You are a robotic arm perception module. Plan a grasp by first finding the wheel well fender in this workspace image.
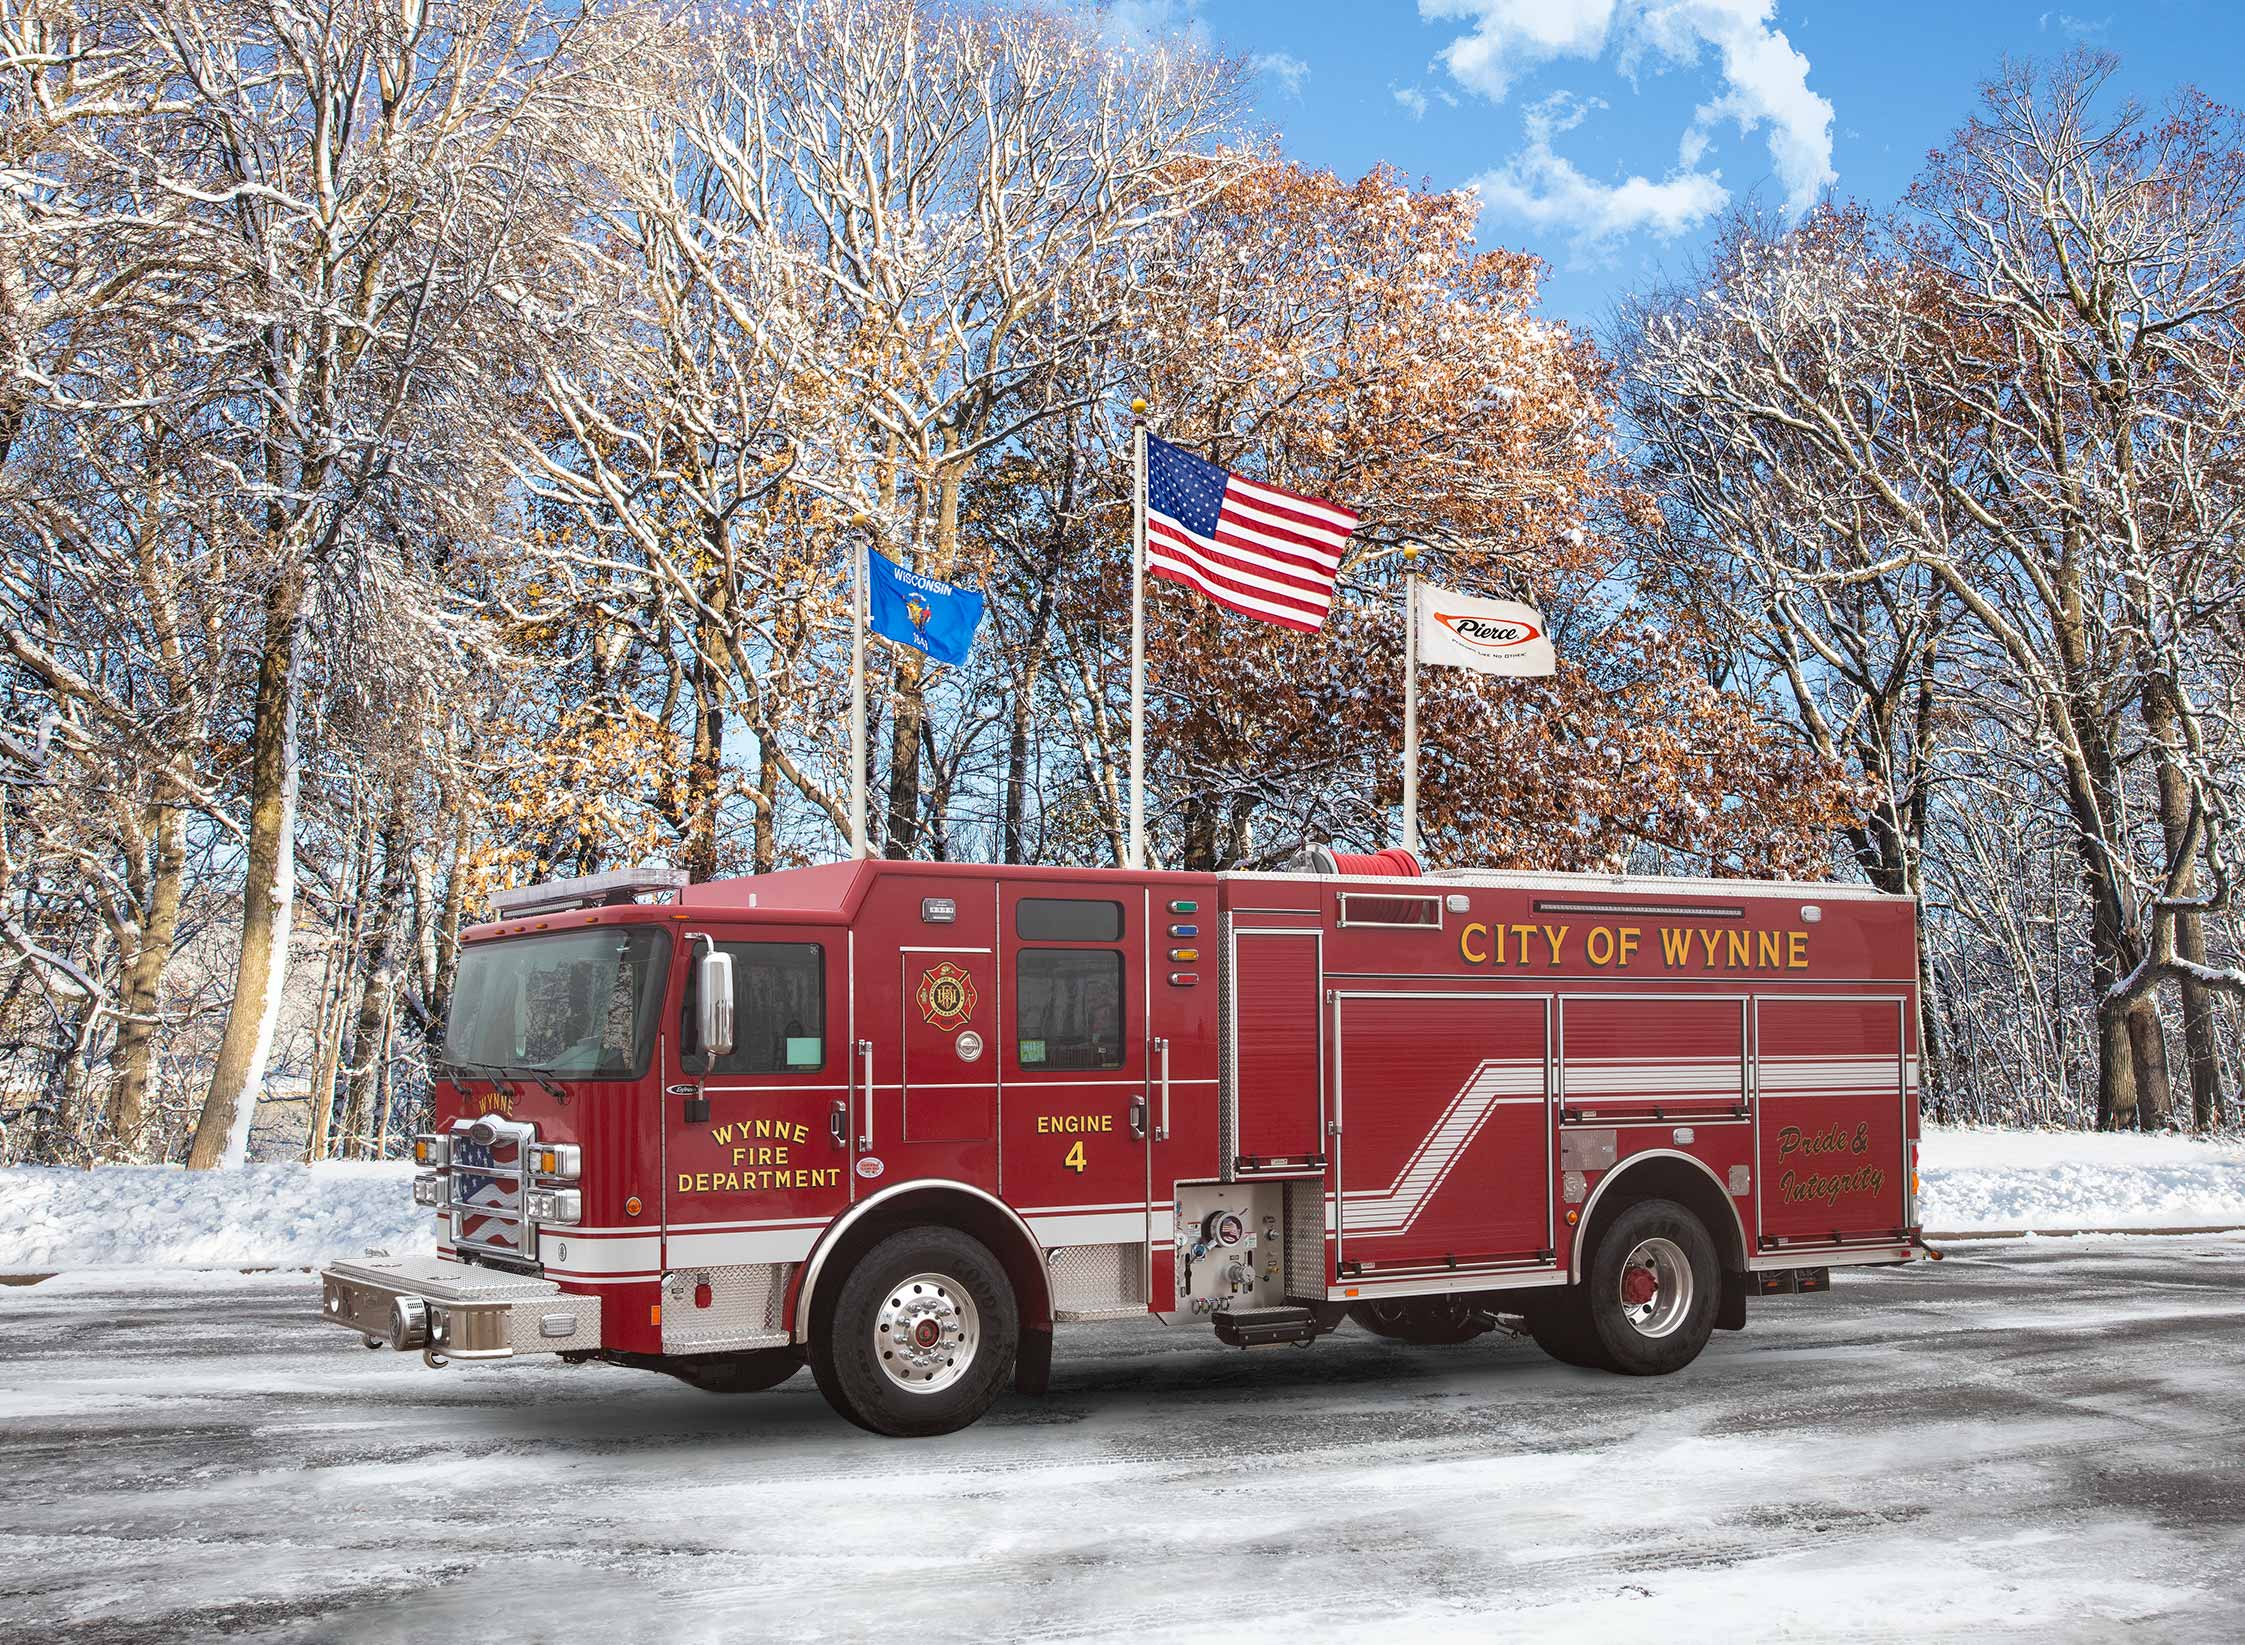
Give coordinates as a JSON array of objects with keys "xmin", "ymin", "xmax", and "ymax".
[
  {"xmin": 1568, "ymin": 1150, "xmax": 1748, "ymax": 1284},
  {"xmin": 789, "ymin": 1180, "xmax": 1053, "ymax": 1343}
]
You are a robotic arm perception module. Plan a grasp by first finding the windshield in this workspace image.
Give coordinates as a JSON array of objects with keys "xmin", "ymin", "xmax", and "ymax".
[{"xmin": 443, "ymin": 927, "xmax": 671, "ymax": 1078}]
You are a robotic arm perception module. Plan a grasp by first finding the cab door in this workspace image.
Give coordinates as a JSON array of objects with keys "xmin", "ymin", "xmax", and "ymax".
[
  {"xmin": 999, "ymin": 887, "xmax": 1151, "ymax": 1248},
  {"xmin": 664, "ymin": 927, "xmax": 854, "ymax": 1268}
]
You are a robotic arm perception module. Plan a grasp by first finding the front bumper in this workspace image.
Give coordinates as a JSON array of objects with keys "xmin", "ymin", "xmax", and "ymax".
[{"xmin": 320, "ymin": 1254, "xmax": 602, "ymax": 1362}]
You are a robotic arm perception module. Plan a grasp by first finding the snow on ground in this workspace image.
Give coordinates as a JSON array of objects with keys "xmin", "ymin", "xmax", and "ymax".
[
  {"xmin": 4, "ymin": 1240, "xmax": 2244, "ymax": 1642},
  {"xmin": 1918, "ymin": 1125, "xmax": 2245, "ymax": 1231},
  {"xmin": 3, "ymin": 1126, "xmax": 2243, "ymax": 1273},
  {"xmin": 0, "ymin": 1161, "xmax": 427, "ymax": 1272}
]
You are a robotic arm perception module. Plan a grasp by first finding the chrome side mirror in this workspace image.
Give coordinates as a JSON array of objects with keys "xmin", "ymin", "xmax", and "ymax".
[{"xmin": 696, "ymin": 946, "xmax": 735, "ymax": 1059}]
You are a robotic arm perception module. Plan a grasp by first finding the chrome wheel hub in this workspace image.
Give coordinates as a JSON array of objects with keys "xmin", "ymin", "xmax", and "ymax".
[
  {"xmin": 1617, "ymin": 1237, "xmax": 1692, "ymax": 1338},
  {"xmin": 875, "ymin": 1272, "xmax": 979, "ymax": 1394}
]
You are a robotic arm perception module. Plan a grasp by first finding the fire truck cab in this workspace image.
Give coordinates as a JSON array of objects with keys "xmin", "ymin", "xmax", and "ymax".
[{"xmin": 319, "ymin": 851, "xmax": 1924, "ymax": 1436}]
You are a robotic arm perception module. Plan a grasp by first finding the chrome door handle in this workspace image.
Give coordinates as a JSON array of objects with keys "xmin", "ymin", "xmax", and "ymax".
[
  {"xmin": 1128, "ymin": 1095, "xmax": 1148, "ymax": 1140},
  {"xmin": 856, "ymin": 1039, "xmax": 874, "ymax": 1149},
  {"xmin": 1154, "ymin": 1036, "xmax": 1171, "ymax": 1142},
  {"xmin": 829, "ymin": 1099, "xmax": 847, "ymax": 1148}
]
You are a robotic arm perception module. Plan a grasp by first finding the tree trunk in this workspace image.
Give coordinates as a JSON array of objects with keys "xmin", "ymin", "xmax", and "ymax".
[
  {"xmin": 2143, "ymin": 672, "xmax": 2226, "ymax": 1129},
  {"xmin": 884, "ymin": 647, "xmax": 928, "ymax": 858},
  {"xmin": 342, "ymin": 795, "xmax": 410, "ymax": 1159},
  {"xmin": 108, "ymin": 799, "xmax": 186, "ymax": 1153},
  {"xmin": 187, "ymin": 569, "xmax": 308, "ymax": 1170},
  {"xmin": 753, "ymin": 737, "xmax": 780, "ymax": 875},
  {"xmin": 2125, "ymin": 999, "xmax": 2174, "ymax": 1131}
]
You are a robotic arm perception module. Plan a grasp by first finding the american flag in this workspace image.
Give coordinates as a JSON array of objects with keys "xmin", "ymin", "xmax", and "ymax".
[{"xmin": 1144, "ymin": 434, "xmax": 1358, "ymax": 633}]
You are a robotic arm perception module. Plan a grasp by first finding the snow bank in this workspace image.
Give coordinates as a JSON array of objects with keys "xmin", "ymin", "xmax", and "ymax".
[
  {"xmin": 5, "ymin": 1128, "xmax": 2244, "ymax": 1271},
  {"xmin": 0, "ymin": 1162, "xmax": 429, "ymax": 1272},
  {"xmin": 1918, "ymin": 1125, "xmax": 2245, "ymax": 1232}
]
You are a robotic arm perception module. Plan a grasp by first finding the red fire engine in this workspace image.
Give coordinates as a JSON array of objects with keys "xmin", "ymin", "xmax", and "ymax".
[{"xmin": 319, "ymin": 849, "xmax": 1924, "ymax": 1436}]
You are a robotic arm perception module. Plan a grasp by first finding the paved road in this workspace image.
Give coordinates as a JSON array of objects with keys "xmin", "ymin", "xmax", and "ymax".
[{"xmin": 3, "ymin": 1238, "xmax": 2243, "ymax": 1644}]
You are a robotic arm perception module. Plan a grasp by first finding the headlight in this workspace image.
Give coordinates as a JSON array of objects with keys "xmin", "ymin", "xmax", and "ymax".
[
  {"xmin": 529, "ymin": 1142, "xmax": 581, "ymax": 1180},
  {"xmin": 412, "ymin": 1172, "xmax": 443, "ymax": 1207},
  {"xmin": 527, "ymin": 1188, "xmax": 581, "ymax": 1225},
  {"xmin": 412, "ymin": 1133, "xmax": 448, "ymax": 1167}
]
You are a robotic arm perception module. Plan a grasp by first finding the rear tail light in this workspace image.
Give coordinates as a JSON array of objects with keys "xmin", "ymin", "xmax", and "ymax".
[
  {"xmin": 530, "ymin": 1143, "xmax": 581, "ymax": 1180},
  {"xmin": 527, "ymin": 1188, "xmax": 581, "ymax": 1225},
  {"xmin": 412, "ymin": 1133, "xmax": 448, "ymax": 1167}
]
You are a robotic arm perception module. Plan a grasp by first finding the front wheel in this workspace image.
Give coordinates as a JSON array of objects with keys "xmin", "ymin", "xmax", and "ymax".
[{"xmin": 811, "ymin": 1226, "xmax": 1018, "ymax": 1437}]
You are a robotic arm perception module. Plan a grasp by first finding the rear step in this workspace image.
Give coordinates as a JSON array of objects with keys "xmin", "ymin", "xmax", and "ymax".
[{"xmin": 1213, "ymin": 1305, "xmax": 1326, "ymax": 1348}]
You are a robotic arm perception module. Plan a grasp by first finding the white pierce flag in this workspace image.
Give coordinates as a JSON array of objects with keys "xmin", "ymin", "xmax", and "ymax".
[{"xmin": 1414, "ymin": 581, "xmax": 1555, "ymax": 677}]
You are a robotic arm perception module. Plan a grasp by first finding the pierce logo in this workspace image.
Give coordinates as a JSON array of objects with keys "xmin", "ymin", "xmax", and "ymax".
[
  {"xmin": 1437, "ymin": 612, "xmax": 1542, "ymax": 652},
  {"xmin": 915, "ymin": 961, "xmax": 978, "ymax": 1032}
]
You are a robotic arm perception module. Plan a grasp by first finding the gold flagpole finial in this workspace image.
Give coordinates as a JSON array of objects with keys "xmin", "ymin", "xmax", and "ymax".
[
  {"xmin": 1402, "ymin": 543, "xmax": 1420, "ymax": 563},
  {"xmin": 1130, "ymin": 398, "xmax": 1148, "ymax": 417}
]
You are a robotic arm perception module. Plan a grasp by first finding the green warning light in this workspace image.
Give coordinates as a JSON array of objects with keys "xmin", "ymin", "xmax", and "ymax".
[{"xmin": 1168, "ymin": 899, "xmax": 1198, "ymax": 914}]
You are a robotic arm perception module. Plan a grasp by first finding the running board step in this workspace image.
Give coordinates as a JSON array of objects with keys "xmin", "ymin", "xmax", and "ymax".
[{"xmin": 1213, "ymin": 1305, "xmax": 1325, "ymax": 1348}]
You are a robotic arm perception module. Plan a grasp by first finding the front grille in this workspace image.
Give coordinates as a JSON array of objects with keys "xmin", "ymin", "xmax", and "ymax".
[{"xmin": 443, "ymin": 1117, "xmax": 542, "ymax": 1269}]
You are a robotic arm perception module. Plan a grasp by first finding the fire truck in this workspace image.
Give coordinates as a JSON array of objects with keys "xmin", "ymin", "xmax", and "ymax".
[{"xmin": 319, "ymin": 849, "xmax": 1924, "ymax": 1437}]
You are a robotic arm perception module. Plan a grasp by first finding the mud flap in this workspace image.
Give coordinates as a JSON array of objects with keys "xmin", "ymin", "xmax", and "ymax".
[
  {"xmin": 1718, "ymin": 1269, "xmax": 1747, "ymax": 1332},
  {"xmin": 1014, "ymin": 1326, "xmax": 1053, "ymax": 1396}
]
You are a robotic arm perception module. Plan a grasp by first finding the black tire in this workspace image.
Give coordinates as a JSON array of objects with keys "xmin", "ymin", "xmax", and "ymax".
[
  {"xmin": 659, "ymin": 1347, "xmax": 803, "ymax": 1395},
  {"xmin": 1348, "ymin": 1296, "xmax": 1493, "ymax": 1345},
  {"xmin": 1578, "ymin": 1197, "xmax": 1720, "ymax": 1376},
  {"xmin": 811, "ymin": 1226, "xmax": 1018, "ymax": 1437}
]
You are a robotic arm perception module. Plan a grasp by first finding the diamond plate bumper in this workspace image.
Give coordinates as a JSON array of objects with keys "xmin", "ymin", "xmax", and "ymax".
[{"xmin": 319, "ymin": 1254, "xmax": 602, "ymax": 1361}]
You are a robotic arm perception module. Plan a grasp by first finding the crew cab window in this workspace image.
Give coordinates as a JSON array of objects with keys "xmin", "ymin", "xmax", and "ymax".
[
  {"xmin": 682, "ymin": 941, "xmax": 825, "ymax": 1074},
  {"xmin": 1015, "ymin": 949, "xmax": 1123, "ymax": 1070}
]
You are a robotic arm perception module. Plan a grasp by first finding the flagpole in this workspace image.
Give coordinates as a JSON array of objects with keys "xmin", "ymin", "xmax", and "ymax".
[
  {"xmin": 848, "ymin": 512, "xmax": 869, "ymax": 860},
  {"xmin": 1129, "ymin": 399, "xmax": 1148, "ymax": 871},
  {"xmin": 1402, "ymin": 543, "xmax": 1421, "ymax": 856}
]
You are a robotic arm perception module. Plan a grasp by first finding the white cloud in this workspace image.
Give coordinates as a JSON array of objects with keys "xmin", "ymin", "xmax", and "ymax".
[
  {"xmin": 1424, "ymin": 0, "xmax": 1834, "ymax": 228},
  {"xmin": 2041, "ymin": 11, "xmax": 2110, "ymax": 37},
  {"xmin": 1251, "ymin": 51, "xmax": 1310, "ymax": 98},
  {"xmin": 1466, "ymin": 90, "xmax": 1728, "ymax": 247},
  {"xmin": 1394, "ymin": 84, "xmax": 1431, "ymax": 120}
]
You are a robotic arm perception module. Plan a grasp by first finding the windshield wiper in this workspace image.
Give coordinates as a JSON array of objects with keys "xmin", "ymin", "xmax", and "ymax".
[
  {"xmin": 436, "ymin": 1059, "xmax": 517, "ymax": 1099},
  {"xmin": 437, "ymin": 1058, "xmax": 570, "ymax": 1107},
  {"xmin": 504, "ymin": 1065, "xmax": 571, "ymax": 1105}
]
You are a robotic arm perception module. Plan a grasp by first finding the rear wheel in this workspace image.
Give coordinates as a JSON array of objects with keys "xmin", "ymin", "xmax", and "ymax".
[
  {"xmin": 1579, "ymin": 1198, "xmax": 1719, "ymax": 1376},
  {"xmin": 811, "ymin": 1226, "xmax": 1018, "ymax": 1437},
  {"xmin": 1348, "ymin": 1295, "xmax": 1493, "ymax": 1345}
]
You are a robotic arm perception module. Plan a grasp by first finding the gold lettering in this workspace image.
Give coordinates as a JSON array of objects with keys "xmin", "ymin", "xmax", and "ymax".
[
  {"xmin": 1510, "ymin": 924, "xmax": 1537, "ymax": 965},
  {"xmin": 1618, "ymin": 927, "xmax": 1641, "ymax": 967},
  {"xmin": 1541, "ymin": 924, "xmax": 1569, "ymax": 964},
  {"xmin": 1460, "ymin": 921, "xmax": 1490, "ymax": 964},
  {"xmin": 1758, "ymin": 930, "xmax": 1782, "ymax": 969},
  {"xmin": 1788, "ymin": 930, "xmax": 1810, "ymax": 969},
  {"xmin": 1697, "ymin": 929, "xmax": 1721, "ymax": 967},
  {"xmin": 1725, "ymin": 929, "xmax": 1751, "ymax": 968},
  {"xmin": 1586, "ymin": 925, "xmax": 1615, "ymax": 966},
  {"xmin": 1660, "ymin": 927, "xmax": 1694, "ymax": 966}
]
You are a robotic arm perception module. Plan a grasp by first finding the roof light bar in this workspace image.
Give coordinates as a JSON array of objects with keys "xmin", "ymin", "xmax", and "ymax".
[{"xmin": 488, "ymin": 865, "xmax": 688, "ymax": 919}]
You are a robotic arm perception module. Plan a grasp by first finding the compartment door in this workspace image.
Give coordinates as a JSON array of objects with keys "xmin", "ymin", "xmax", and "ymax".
[
  {"xmin": 1334, "ymin": 992, "xmax": 1552, "ymax": 1275},
  {"xmin": 1562, "ymin": 995, "xmax": 1746, "ymax": 1123},
  {"xmin": 1755, "ymin": 997, "xmax": 1908, "ymax": 1244},
  {"xmin": 1229, "ymin": 927, "xmax": 1325, "ymax": 1171}
]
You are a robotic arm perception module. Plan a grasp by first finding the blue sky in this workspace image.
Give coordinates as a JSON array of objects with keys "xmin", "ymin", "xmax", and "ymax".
[{"xmin": 1116, "ymin": 1, "xmax": 2245, "ymax": 333}]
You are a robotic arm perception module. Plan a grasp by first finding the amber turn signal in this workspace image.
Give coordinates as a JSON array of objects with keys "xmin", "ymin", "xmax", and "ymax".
[{"xmin": 626, "ymin": 1195, "xmax": 643, "ymax": 1217}]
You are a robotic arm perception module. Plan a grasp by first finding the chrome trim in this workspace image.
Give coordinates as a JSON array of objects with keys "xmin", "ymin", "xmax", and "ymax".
[
  {"xmin": 789, "ymin": 1178, "xmax": 1045, "ymax": 1343},
  {"xmin": 1567, "ymin": 1148, "xmax": 1750, "ymax": 1283},
  {"xmin": 856, "ymin": 1039, "xmax": 874, "ymax": 1150}
]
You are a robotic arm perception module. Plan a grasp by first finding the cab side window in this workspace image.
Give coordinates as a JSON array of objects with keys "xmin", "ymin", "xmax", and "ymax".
[
  {"xmin": 683, "ymin": 941, "xmax": 825, "ymax": 1074},
  {"xmin": 1015, "ymin": 948, "xmax": 1123, "ymax": 1071}
]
